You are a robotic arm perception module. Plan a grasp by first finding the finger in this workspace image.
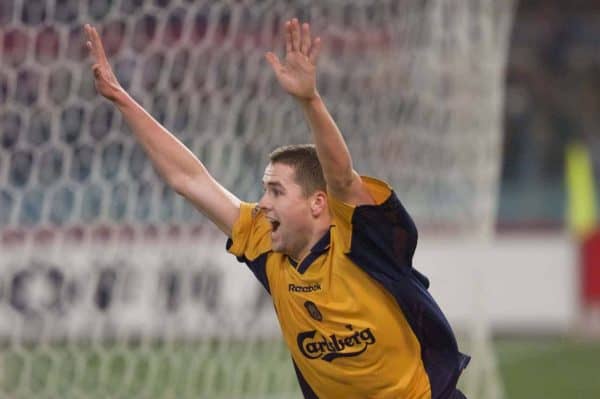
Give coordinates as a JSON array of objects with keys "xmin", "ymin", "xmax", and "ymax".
[
  {"xmin": 265, "ymin": 52, "xmax": 282, "ymax": 73},
  {"xmin": 300, "ymin": 23, "xmax": 311, "ymax": 55},
  {"xmin": 285, "ymin": 20, "xmax": 293, "ymax": 54},
  {"xmin": 290, "ymin": 18, "xmax": 300, "ymax": 52},
  {"xmin": 85, "ymin": 25, "xmax": 101, "ymax": 62},
  {"xmin": 309, "ymin": 37, "xmax": 322, "ymax": 65},
  {"xmin": 84, "ymin": 24, "xmax": 93, "ymax": 42},
  {"xmin": 91, "ymin": 26, "xmax": 109, "ymax": 64},
  {"xmin": 84, "ymin": 25, "xmax": 96, "ymax": 58}
]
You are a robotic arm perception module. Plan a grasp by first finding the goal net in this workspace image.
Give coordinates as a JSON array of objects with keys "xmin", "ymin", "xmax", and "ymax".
[{"xmin": 0, "ymin": 0, "xmax": 515, "ymax": 398}]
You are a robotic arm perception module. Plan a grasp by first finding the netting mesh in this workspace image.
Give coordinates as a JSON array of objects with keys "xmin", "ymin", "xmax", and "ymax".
[
  {"xmin": 0, "ymin": 0, "xmax": 514, "ymax": 398},
  {"xmin": 1, "ymin": 0, "xmax": 513, "ymax": 233}
]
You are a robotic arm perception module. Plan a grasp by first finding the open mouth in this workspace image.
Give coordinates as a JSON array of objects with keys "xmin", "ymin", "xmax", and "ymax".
[{"xmin": 270, "ymin": 220, "xmax": 281, "ymax": 232}]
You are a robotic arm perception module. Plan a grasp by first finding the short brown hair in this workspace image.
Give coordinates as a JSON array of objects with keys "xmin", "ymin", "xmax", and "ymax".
[{"xmin": 269, "ymin": 144, "xmax": 326, "ymax": 197}]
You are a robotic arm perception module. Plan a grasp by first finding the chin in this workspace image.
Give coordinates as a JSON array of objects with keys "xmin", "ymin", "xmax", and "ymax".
[
  {"xmin": 271, "ymin": 241, "xmax": 284, "ymax": 253},
  {"xmin": 273, "ymin": 243, "xmax": 292, "ymax": 256}
]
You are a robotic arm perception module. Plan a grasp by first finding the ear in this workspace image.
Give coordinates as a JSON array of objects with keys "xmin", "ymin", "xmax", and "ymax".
[{"xmin": 310, "ymin": 191, "xmax": 328, "ymax": 217}]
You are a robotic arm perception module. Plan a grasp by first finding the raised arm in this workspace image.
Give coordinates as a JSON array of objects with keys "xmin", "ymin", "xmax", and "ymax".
[
  {"xmin": 84, "ymin": 24, "xmax": 240, "ymax": 235},
  {"xmin": 265, "ymin": 19, "xmax": 374, "ymax": 206}
]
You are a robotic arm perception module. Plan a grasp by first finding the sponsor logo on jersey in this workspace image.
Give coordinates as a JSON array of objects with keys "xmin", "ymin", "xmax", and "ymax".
[
  {"xmin": 297, "ymin": 327, "xmax": 376, "ymax": 362},
  {"xmin": 288, "ymin": 283, "xmax": 321, "ymax": 293}
]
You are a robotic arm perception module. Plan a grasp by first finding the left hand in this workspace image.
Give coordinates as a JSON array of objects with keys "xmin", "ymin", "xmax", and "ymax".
[
  {"xmin": 265, "ymin": 18, "xmax": 322, "ymax": 101},
  {"xmin": 84, "ymin": 24, "xmax": 125, "ymax": 103}
]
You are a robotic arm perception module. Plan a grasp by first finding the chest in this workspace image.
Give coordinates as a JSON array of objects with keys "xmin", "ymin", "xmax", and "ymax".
[{"xmin": 268, "ymin": 250, "xmax": 400, "ymax": 334}]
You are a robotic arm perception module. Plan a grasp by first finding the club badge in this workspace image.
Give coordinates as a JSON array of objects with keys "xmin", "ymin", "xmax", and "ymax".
[{"xmin": 304, "ymin": 300, "xmax": 322, "ymax": 321}]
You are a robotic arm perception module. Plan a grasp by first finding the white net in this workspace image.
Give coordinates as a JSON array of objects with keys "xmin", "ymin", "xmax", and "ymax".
[{"xmin": 0, "ymin": 0, "xmax": 515, "ymax": 398}]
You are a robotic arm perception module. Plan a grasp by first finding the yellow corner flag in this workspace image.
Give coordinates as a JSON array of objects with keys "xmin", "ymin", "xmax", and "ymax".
[{"xmin": 565, "ymin": 142, "xmax": 597, "ymax": 237}]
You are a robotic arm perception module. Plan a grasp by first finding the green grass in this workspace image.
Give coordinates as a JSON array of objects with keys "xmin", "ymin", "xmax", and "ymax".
[
  {"xmin": 1, "ymin": 337, "xmax": 600, "ymax": 398},
  {"xmin": 495, "ymin": 337, "xmax": 600, "ymax": 399}
]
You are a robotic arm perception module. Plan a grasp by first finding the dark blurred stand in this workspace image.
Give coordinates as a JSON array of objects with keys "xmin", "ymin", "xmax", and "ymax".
[{"xmin": 499, "ymin": 0, "xmax": 600, "ymax": 231}]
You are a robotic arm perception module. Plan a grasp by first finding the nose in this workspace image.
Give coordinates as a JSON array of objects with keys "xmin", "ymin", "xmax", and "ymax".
[{"xmin": 258, "ymin": 191, "xmax": 271, "ymax": 211}]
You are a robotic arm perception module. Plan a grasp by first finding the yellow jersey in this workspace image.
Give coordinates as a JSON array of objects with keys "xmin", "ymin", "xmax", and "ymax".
[{"xmin": 227, "ymin": 177, "xmax": 469, "ymax": 399}]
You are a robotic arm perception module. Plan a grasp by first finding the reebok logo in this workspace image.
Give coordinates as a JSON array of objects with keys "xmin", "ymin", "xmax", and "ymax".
[
  {"xmin": 288, "ymin": 283, "xmax": 321, "ymax": 293},
  {"xmin": 297, "ymin": 327, "xmax": 376, "ymax": 362}
]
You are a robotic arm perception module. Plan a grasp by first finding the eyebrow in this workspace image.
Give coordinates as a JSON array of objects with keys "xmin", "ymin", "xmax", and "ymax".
[{"xmin": 264, "ymin": 181, "xmax": 285, "ymax": 191}]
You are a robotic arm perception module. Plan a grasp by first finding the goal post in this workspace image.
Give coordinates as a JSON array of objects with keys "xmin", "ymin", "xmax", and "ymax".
[{"xmin": 0, "ymin": 1, "xmax": 516, "ymax": 398}]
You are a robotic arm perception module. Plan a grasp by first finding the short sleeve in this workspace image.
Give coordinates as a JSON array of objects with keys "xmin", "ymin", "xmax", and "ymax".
[
  {"xmin": 226, "ymin": 202, "xmax": 272, "ymax": 292},
  {"xmin": 328, "ymin": 176, "xmax": 419, "ymax": 272},
  {"xmin": 227, "ymin": 202, "xmax": 271, "ymax": 258},
  {"xmin": 328, "ymin": 176, "xmax": 395, "ymax": 252}
]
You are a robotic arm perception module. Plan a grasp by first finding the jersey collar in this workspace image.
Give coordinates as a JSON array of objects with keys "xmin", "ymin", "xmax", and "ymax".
[{"xmin": 288, "ymin": 228, "xmax": 331, "ymax": 274}]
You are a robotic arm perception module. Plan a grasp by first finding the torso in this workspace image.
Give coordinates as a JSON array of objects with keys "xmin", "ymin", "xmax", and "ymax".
[{"xmin": 266, "ymin": 225, "xmax": 431, "ymax": 399}]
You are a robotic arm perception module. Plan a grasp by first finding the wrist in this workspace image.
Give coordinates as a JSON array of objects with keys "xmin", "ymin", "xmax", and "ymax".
[
  {"xmin": 112, "ymin": 87, "xmax": 131, "ymax": 108},
  {"xmin": 299, "ymin": 90, "xmax": 322, "ymax": 107}
]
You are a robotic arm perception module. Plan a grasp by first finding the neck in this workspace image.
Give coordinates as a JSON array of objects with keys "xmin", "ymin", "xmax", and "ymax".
[{"xmin": 289, "ymin": 223, "xmax": 330, "ymax": 262}]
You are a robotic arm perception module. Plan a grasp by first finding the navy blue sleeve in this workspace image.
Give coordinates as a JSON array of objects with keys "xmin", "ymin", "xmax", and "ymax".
[
  {"xmin": 347, "ymin": 191, "xmax": 470, "ymax": 399},
  {"xmin": 226, "ymin": 238, "xmax": 270, "ymax": 294},
  {"xmin": 348, "ymin": 189, "xmax": 425, "ymax": 285}
]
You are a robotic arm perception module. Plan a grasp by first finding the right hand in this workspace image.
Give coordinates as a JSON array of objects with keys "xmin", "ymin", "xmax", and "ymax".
[
  {"xmin": 265, "ymin": 19, "xmax": 322, "ymax": 102},
  {"xmin": 84, "ymin": 24, "xmax": 124, "ymax": 103}
]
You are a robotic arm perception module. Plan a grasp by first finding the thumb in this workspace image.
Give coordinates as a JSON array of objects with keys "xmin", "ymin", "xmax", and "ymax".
[
  {"xmin": 92, "ymin": 64, "xmax": 102, "ymax": 79},
  {"xmin": 265, "ymin": 52, "xmax": 282, "ymax": 73}
]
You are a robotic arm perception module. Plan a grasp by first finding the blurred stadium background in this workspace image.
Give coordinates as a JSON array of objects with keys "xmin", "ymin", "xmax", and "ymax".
[
  {"xmin": 0, "ymin": 0, "xmax": 599, "ymax": 398},
  {"xmin": 494, "ymin": 1, "xmax": 600, "ymax": 397}
]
